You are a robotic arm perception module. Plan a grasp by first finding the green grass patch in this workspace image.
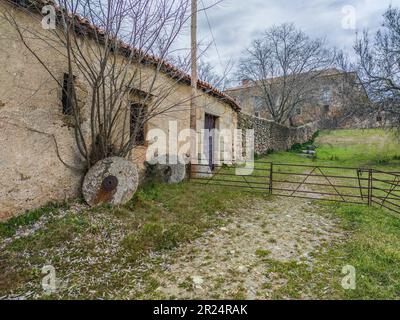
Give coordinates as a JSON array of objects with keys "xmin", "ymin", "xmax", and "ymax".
[
  {"xmin": 0, "ymin": 202, "xmax": 70, "ymax": 239},
  {"xmin": 122, "ymin": 222, "xmax": 197, "ymax": 261},
  {"xmin": 326, "ymin": 203, "xmax": 400, "ymax": 299},
  {"xmin": 266, "ymin": 128, "xmax": 400, "ymax": 170},
  {"xmin": 256, "ymin": 249, "xmax": 271, "ymax": 258},
  {"xmin": 263, "ymin": 202, "xmax": 400, "ymax": 300}
]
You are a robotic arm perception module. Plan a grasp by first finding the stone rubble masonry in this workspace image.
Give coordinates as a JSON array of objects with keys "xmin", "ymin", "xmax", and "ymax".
[{"xmin": 238, "ymin": 112, "xmax": 318, "ymax": 155}]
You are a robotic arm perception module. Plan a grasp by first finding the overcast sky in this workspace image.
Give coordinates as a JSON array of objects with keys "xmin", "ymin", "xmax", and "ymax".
[{"xmin": 187, "ymin": 0, "xmax": 400, "ymax": 77}]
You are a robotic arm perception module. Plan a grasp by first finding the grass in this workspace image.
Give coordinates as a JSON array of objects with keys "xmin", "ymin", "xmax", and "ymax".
[
  {"xmin": 268, "ymin": 131, "xmax": 400, "ymax": 169},
  {"xmin": 255, "ymin": 129, "xmax": 400, "ymax": 300},
  {"xmin": 0, "ymin": 128, "xmax": 399, "ymax": 300},
  {"xmin": 255, "ymin": 249, "xmax": 271, "ymax": 258},
  {"xmin": 0, "ymin": 202, "xmax": 70, "ymax": 238},
  {"xmin": 316, "ymin": 129, "xmax": 400, "ymax": 166},
  {"xmin": 265, "ymin": 203, "xmax": 400, "ymax": 300},
  {"xmin": 330, "ymin": 203, "xmax": 400, "ymax": 299},
  {"xmin": 0, "ymin": 181, "xmax": 261, "ymax": 299}
]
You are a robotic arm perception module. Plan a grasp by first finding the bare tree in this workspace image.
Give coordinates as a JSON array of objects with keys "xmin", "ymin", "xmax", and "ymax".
[
  {"xmin": 1, "ymin": 0, "xmax": 192, "ymax": 170},
  {"xmin": 198, "ymin": 61, "xmax": 222, "ymax": 87},
  {"xmin": 171, "ymin": 56, "xmax": 231, "ymax": 91},
  {"xmin": 168, "ymin": 49, "xmax": 233, "ymax": 90},
  {"xmin": 355, "ymin": 6, "xmax": 400, "ymax": 130},
  {"xmin": 237, "ymin": 23, "xmax": 334, "ymax": 125}
]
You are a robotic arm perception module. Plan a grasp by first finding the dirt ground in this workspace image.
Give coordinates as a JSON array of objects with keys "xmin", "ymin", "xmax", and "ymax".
[{"xmin": 138, "ymin": 196, "xmax": 345, "ymax": 300}]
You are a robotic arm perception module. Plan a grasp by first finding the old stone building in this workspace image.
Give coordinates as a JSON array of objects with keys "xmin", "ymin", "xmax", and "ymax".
[
  {"xmin": 0, "ymin": 0, "xmax": 240, "ymax": 219},
  {"xmin": 0, "ymin": 0, "xmax": 326, "ymax": 220},
  {"xmin": 225, "ymin": 69, "xmax": 371, "ymax": 128}
]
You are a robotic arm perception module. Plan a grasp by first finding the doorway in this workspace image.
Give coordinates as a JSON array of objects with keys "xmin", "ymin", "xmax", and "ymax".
[{"xmin": 204, "ymin": 113, "xmax": 218, "ymax": 170}]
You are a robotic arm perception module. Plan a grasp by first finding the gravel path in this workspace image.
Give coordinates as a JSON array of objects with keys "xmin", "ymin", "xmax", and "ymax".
[
  {"xmin": 147, "ymin": 196, "xmax": 344, "ymax": 300},
  {"xmin": 1, "ymin": 194, "xmax": 345, "ymax": 300}
]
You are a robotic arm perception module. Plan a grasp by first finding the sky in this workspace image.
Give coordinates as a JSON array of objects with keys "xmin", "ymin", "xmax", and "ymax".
[{"xmin": 187, "ymin": 0, "xmax": 400, "ymax": 77}]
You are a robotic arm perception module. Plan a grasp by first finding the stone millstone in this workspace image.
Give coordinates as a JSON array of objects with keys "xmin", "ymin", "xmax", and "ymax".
[
  {"xmin": 164, "ymin": 163, "xmax": 186, "ymax": 184},
  {"xmin": 146, "ymin": 154, "xmax": 187, "ymax": 184},
  {"xmin": 82, "ymin": 157, "xmax": 139, "ymax": 207}
]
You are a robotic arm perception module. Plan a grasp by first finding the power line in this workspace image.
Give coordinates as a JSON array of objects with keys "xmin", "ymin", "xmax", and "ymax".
[{"xmin": 200, "ymin": 0, "xmax": 224, "ymax": 69}]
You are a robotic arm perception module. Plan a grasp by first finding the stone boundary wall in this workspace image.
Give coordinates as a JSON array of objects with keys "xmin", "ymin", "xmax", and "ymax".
[{"xmin": 238, "ymin": 113, "xmax": 319, "ymax": 155}]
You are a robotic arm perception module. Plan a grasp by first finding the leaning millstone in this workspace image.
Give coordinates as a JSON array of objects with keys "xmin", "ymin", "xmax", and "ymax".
[
  {"xmin": 146, "ymin": 154, "xmax": 187, "ymax": 184},
  {"xmin": 82, "ymin": 157, "xmax": 139, "ymax": 207},
  {"xmin": 165, "ymin": 163, "xmax": 186, "ymax": 184}
]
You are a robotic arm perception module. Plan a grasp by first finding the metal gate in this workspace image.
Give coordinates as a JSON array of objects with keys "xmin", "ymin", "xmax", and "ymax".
[{"xmin": 191, "ymin": 161, "xmax": 400, "ymax": 214}]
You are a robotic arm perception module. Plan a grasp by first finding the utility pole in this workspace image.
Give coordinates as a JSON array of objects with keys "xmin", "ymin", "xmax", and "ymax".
[{"xmin": 190, "ymin": 0, "xmax": 198, "ymax": 176}]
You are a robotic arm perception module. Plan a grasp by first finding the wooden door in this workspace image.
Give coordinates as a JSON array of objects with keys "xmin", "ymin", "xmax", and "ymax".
[{"xmin": 204, "ymin": 114, "xmax": 217, "ymax": 170}]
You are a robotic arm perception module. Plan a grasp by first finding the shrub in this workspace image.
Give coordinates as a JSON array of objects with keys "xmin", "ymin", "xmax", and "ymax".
[{"xmin": 290, "ymin": 130, "xmax": 320, "ymax": 153}]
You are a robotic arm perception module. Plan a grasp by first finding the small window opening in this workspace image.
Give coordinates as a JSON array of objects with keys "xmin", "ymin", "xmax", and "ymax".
[
  {"xmin": 62, "ymin": 73, "xmax": 75, "ymax": 115},
  {"xmin": 130, "ymin": 103, "xmax": 147, "ymax": 146}
]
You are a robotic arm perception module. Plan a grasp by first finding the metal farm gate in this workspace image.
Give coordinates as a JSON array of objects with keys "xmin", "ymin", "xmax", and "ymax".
[{"xmin": 191, "ymin": 161, "xmax": 400, "ymax": 214}]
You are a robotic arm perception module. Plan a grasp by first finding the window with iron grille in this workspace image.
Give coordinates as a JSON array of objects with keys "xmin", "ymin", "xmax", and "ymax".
[{"xmin": 130, "ymin": 103, "xmax": 147, "ymax": 146}]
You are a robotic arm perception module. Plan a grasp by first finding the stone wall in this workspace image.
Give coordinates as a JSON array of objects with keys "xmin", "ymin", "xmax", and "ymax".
[{"xmin": 238, "ymin": 113, "xmax": 318, "ymax": 155}]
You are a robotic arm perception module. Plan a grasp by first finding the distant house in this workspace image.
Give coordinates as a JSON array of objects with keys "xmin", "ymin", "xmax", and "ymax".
[{"xmin": 224, "ymin": 69, "xmax": 371, "ymax": 128}]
